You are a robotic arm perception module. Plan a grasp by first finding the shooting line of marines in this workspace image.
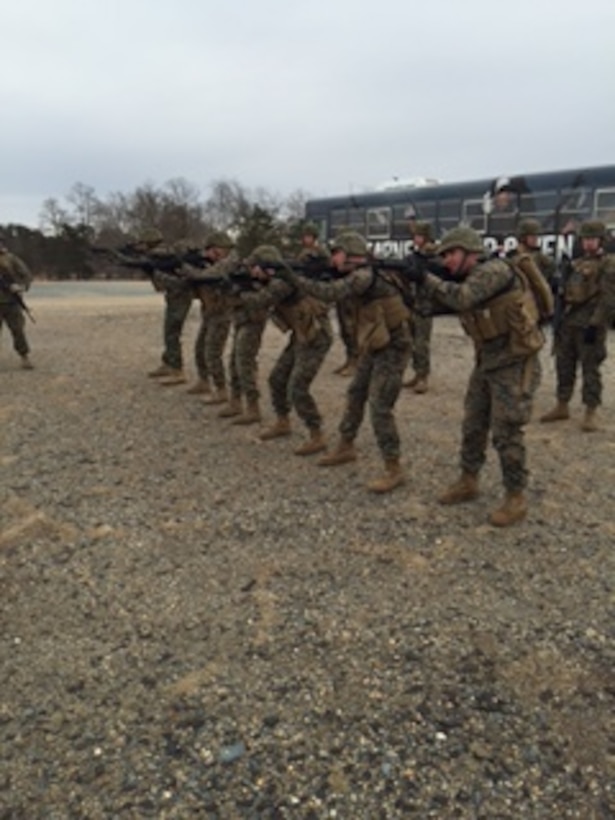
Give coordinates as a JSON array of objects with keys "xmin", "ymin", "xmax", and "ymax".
[{"xmin": 2, "ymin": 218, "xmax": 614, "ymax": 528}]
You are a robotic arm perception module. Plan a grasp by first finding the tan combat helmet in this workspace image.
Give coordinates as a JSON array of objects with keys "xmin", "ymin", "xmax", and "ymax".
[
  {"xmin": 517, "ymin": 219, "xmax": 542, "ymax": 239},
  {"xmin": 204, "ymin": 231, "xmax": 235, "ymax": 250},
  {"xmin": 413, "ymin": 221, "xmax": 434, "ymax": 241},
  {"xmin": 438, "ymin": 227, "xmax": 485, "ymax": 255},
  {"xmin": 330, "ymin": 231, "xmax": 368, "ymax": 256},
  {"xmin": 247, "ymin": 245, "xmax": 283, "ymax": 266},
  {"xmin": 579, "ymin": 220, "xmax": 607, "ymax": 239}
]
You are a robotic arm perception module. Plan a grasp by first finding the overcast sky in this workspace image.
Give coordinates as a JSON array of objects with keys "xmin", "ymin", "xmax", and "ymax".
[{"xmin": 1, "ymin": 0, "xmax": 613, "ymax": 227}]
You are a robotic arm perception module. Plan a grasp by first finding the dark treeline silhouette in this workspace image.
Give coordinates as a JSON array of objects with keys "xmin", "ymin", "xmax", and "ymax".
[{"xmin": 0, "ymin": 178, "xmax": 310, "ymax": 279}]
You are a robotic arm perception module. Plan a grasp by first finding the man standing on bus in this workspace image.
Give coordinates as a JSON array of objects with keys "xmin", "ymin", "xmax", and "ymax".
[
  {"xmin": 540, "ymin": 220, "xmax": 615, "ymax": 431},
  {"xmin": 406, "ymin": 227, "xmax": 544, "ymax": 527}
]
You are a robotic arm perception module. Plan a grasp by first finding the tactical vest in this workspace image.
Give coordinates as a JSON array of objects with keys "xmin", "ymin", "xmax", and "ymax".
[
  {"xmin": 355, "ymin": 274, "xmax": 411, "ymax": 353},
  {"xmin": 274, "ymin": 293, "xmax": 328, "ymax": 344},
  {"xmin": 564, "ymin": 257, "xmax": 601, "ymax": 306},
  {"xmin": 512, "ymin": 252, "xmax": 554, "ymax": 320},
  {"xmin": 460, "ymin": 267, "xmax": 544, "ymax": 357}
]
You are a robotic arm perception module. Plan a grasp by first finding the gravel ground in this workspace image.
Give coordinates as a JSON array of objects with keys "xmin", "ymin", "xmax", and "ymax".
[{"xmin": 1, "ymin": 283, "xmax": 614, "ymax": 819}]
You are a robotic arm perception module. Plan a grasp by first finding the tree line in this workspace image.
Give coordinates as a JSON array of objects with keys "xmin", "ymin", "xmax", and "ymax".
[{"xmin": 0, "ymin": 179, "xmax": 310, "ymax": 280}]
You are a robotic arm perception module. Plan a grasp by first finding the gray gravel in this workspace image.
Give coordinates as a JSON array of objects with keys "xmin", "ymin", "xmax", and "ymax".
[{"xmin": 1, "ymin": 284, "xmax": 614, "ymax": 818}]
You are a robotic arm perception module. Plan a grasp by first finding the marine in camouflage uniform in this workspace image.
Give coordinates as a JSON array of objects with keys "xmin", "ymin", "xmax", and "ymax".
[
  {"xmin": 279, "ymin": 231, "xmax": 411, "ymax": 493},
  {"xmin": 185, "ymin": 237, "xmax": 235, "ymax": 397},
  {"xmin": 191, "ymin": 232, "xmax": 265, "ymax": 422},
  {"xmin": 239, "ymin": 245, "xmax": 333, "ymax": 455},
  {"xmin": 296, "ymin": 222, "xmax": 358, "ymax": 378},
  {"xmin": 0, "ymin": 242, "xmax": 34, "ymax": 369},
  {"xmin": 540, "ymin": 220, "xmax": 615, "ymax": 431},
  {"xmin": 515, "ymin": 218, "xmax": 556, "ymax": 289},
  {"xmin": 416, "ymin": 227, "xmax": 546, "ymax": 527},
  {"xmin": 403, "ymin": 222, "xmax": 438, "ymax": 393},
  {"xmin": 135, "ymin": 229, "xmax": 193, "ymax": 385}
]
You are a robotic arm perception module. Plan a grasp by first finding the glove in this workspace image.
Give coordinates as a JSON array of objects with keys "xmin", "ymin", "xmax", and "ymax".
[
  {"xmin": 583, "ymin": 325, "xmax": 598, "ymax": 345},
  {"xmin": 402, "ymin": 264, "xmax": 426, "ymax": 285},
  {"xmin": 274, "ymin": 264, "xmax": 297, "ymax": 284}
]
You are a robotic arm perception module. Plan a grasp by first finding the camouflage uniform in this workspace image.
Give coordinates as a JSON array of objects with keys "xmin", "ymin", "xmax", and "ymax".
[
  {"xmin": 0, "ymin": 247, "xmax": 33, "ymax": 365},
  {"xmin": 240, "ymin": 252, "xmax": 333, "ymax": 434},
  {"xmin": 227, "ymin": 297, "xmax": 268, "ymax": 407},
  {"xmin": 405, "ymin": 228, "xmax": 438, "ymax": 386},
  {"xmin": 549, "ymin": 223, "xmax": 615, "ymax": 412},
  {"xmin": 192, "ymin": 249, "xmax": 238, "ymax": 396},
  {"xmin": 285, "ymin": 241, "xmax": 410, "ymax": 462},
  {"xmin": 156, "ymin": 277, "xmax": 194, "ymax": 371},
  {"xmin": 516, "ymin": 219, "xmax": 557, "ymax": 289},
  {"xmin": 300, "ymin": 229, "xmax": 358, "ymax": 376},
  {"xmin": 422, "ymin": 228, "xmax": 544, "ymax": 512}
]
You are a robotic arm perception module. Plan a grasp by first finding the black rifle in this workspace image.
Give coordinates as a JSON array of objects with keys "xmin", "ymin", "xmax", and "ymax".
[
  {"xmin": 91, "ymin": 245, "xmax": 211, "ymax": 279},
  {"xmin": 550, "ymin": 254, "xmax": 573, "ymax": 340},
  {"xmin": 0, "ymin": 272, "xmax": 35, "ymax": 323}
]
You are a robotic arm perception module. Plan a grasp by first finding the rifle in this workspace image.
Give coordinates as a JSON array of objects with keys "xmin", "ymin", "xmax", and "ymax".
[
  {"xmin": 0, "ymin": 272, "xmax": 35, "ymax": 323},
  {"xmin": 550, "ymin": 254, "xmax": 573, "ymax": 346},
  {"xmin": 90, "ymin": 244, "xmax": 211, "ymax": 279}
]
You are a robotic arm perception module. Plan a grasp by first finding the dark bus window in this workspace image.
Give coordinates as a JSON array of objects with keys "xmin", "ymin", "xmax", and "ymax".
[
  {"xmin": 366, "ymin": 207, "xmax": 391, "ymax": 240},
  {"xmin": 595, "ymin": 188, "xmax": 615, "ymax": 229},
  {"xmin": 392, "ymin": 201, "xmax": 436, "ymax": 238},
  {"xmin": 463, "ymin": 199, "xmax": 486, "ymax": 232},
  {"xmin": 331, "ymin": 207, "xmax": 365, "ymax": 234},
  {"xmin": 437, "ymin": 198, "xmax": 462, "ymax": 233}
]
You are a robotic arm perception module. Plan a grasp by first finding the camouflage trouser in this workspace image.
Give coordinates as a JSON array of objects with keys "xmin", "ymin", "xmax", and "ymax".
[
  {"xmin": 411, "ymin": 313, "xmax": 433, "ymax": 377},
  {"xmin": 193, "ymin": 311, "xmax": 209, "ymax": 381},
  {"xmin": 161, "ymin": 290, "xmax": 194, "ymax": 370},
  {"xmin": 203, "ymin": 310, "xmax": 232, "ymax": 389},
  {"xmin": 269, "ymin": 323, "xmax": 333, "ymax": 430},
  {"xmin": 460, "ymin": 356, "xmax": 541, "ymax": 493},
  {"xmin": 229, "ymin": 318, "xmax": 267, "ymax": 403},
  {"xmin": 554, "ymin": 323, "xmax": 607, "ymax": 408},
  {"xmin": 0, "ymin": 303, "xmax": 29, "ymax": 357},
  {"xmin": 339, "ymin": 326, "xmax": 410, "ymax": 459},
  {"xmin": 335, "ymin": 301, "xmax": 358, "ymax": 360}
]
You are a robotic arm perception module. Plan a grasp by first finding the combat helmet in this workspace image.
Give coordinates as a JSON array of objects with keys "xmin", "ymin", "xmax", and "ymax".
[
  {"xmin": 139, "ymin": 227, "xmax": 163, "ymax": 247},
  {"xmin": 517, "ymin": 219, "xmax": 542, "ymax": 238},
  {"xmin": 579, "ymin": 220, "xmax": 606, "ymax": 239},
  {"xmin": 204, "ymin": 231, "xmax": 234, "ymax": 250},
  {"xmin": 301, "ymin": 221, "xmax": 320, "ymax": 238},
  {"xmin": 330, "ymin": 231, "xmax": 368, "ymax": 256},
  {"xmin": 412, "ymin": 221, "xmax": 434, "ymax": 241},
  {"xmin": 247, "ymin": 245, "xmax": 283, "ymax": 266},
  {"xmin": 438, "ymin": 227, "xmax": 484, "ymax": 255}
]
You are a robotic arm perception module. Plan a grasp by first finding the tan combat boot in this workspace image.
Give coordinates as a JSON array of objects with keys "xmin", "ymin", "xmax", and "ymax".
[
  {"xmin": 204, "ymin": 387, "xmax": 229, "ymax": 405},
  {"xmin": 403, "ymin": 374, "xmax": 419, "ymax": 389},
  {"xmin": 539, "ymin": 401, "xmax": 570, "ymax": 423},
  {"xmin": 187, "ymin": 378, "xmax": 211, "ymax": 395},
  {"xmin": 413, "ymin": 377, "xmax": 429, "ymax": 394},
  {"xmin": 20, "ymin": 355, "xmax": 34, "ymax": 370},
  {"xmin": 338, "ymin": 358, "xmax": 358, "ymax": 377},
  {"xmin": 489, "ymin": 492, "xmax": 527, "ymax": 527},
  {"xmin": 158, "ymin": 368, "xmax": 187, "ymax": 386},
  {"xmin": 438, "ymin": 472, "xmax": 479, "ymax": 505},
  {"xmin": 232, "ymin": 400, "xmax": 261, "ymax": 425},
  {"xmin": 148, "ymin": 363, "xmax": 174, "ymax": 378},
  {"xmin": 294, "ymin": 429, "xmax": 327, "ymax": 456},
  {"xmin": 218, "ymin": 397, "xmax": 242, "ymax": 418},
  {"xmin": 259, "ymin": 416, "xmax": 292, "ymax": 440},
  {"xmin": 318, "ymin": 438, "xmax": 357, "ymax": 467},
  {"xmin": 366, "ymin": 459, "xmax": 405, "ymax": 493},
  {"xmin": 581, "ymin": 407, "xmax": 599, "ymax": 432}
]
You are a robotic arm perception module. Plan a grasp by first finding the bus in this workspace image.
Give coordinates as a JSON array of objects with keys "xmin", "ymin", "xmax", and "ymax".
[{"xmin": 304, "ymin": 165, "xmax": 615, "ymax": 259}]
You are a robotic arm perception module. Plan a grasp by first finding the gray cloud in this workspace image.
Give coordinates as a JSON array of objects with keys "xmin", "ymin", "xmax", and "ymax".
[{"xmin": 1, "ymin": 0, "xmax": 613, "ymax": 225}]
